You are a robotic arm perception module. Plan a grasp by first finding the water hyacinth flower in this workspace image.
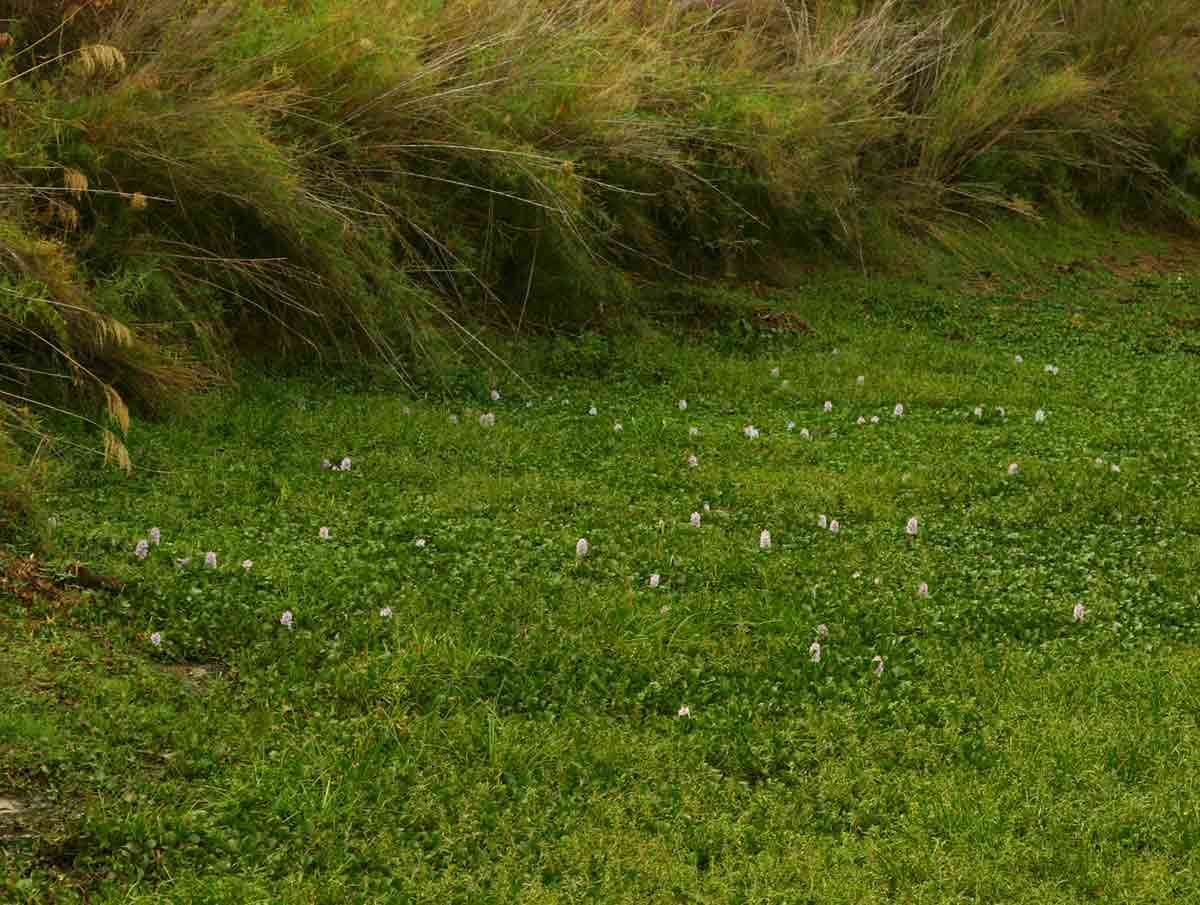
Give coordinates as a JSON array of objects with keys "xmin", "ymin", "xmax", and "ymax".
[
  {"xmin": 687, "ymin": 454, "xmax": 699, "ymax": 468},
  {"xmin": 1035, "ymin": 409, "xmax": 1046, "ymax": 423},
  {"xmin": 1072, "ymin": 602, "xmax": 1085, "ymax": 623},
  {"xmin": 824, "ymin": 401, "xmax": 833, "ymax": 413},
  {"xmin": 149, "ymin": 527, "xmax": 161, "ymax": 546},
  {"xmin": 649, "ymin": 574, "xmax": 660, "ymax": 588},
  {"xmin": 800, "ymin": 428, "xmax": 811, "ymax": 440},
  {"xmin": 856, "ymin": 375, "xmax": 865, "ymax": 386},
  {"xmin": 588, "ymin": 405, "xmax": 598, "ymax": 416},
  {"xmin": 242, "ymin": 559, "xmax": 253, "ymax": 572},
  {"xmin": 1008, "ymin": 462, "xmax": 1020, "ymax": 476},
  {"xmin": 893, "ymin": 403, "xmax": 904, "ymax": 417},
  {"xmin": 150, "ymin": 631, "xmax": 162, "ymax": 647},
  {"xmin": 817, "ymin": 514, "xmax": 828, "ymax": 529},
  {"xmin": 905, "ymin": 516, "xmax": 919, "ymax": 537},
  {"xmin": 479, "ymin": 412, "xmax": 496, "ymax": 427},
  {"xmin": 280, "ymin": 610, "xmax": 294, "ymax": 630},
  {"xmin": 576, "ymin": 538, "xmax": 589, "ymax": 559},
  {"xmin": 872, "ymin": 655, "xmax": 885, "ymax": 677},
  {"xmin": 490, "ymin": 388, "xmax": 501, "ymax": 401},
  {"xmin": 613, "ymin": 422, "xmax": 623, "ymax": 433},
  {"xmin": 759, "ymin": 529, "xmax": 772, "ymax": 550},
  {"xmin": 340, "ymin": 456, "xmax": 352, "ymax": 471},
  {"xmin": 771, "ymin": 367, "xmax": 781, "ymax": 378},
  {"xmin": 689, "ymin": 426, "xmax": 700, "ymax": 437},
  {"xmin": 678, "ymin": 399, "xmax": 688, "ymax": 411},
  {"xmin": 690, "ymin": 511, "xmax": 701, "ymax": 528},
  {"xmin": 870, "ymin": 415, "xmax": 880, "ymax": 424},
  {"xmin": 816, "ymin": 623, "xmax": 829, "ymax": 640},
  {"xmin": 134, "ymin": 539, "xmax": 150, "ymax": 560},
  {"xmin": 678, "ymin": 705, "xmax": 691, "ymax": 719},
  {"xmin": 743, "ymin": 425, "xmax": 760, "ymax": 439},
  {"xmin": 204, "ymin": 551, "xmax": 217, "ymax": 569},
  {"xmin": 829, "ymin": 519, "xmax": 840, "ymax": 534},
  {"xmin": 380, "ymin": 607, "xmax": 393, "ymax": 619},
  {"xmin": 973, "ymin": 406, "xmax": 983, "ymax": 418},
  {"xmin": 319, "ymin": 526, "xmax": 330, "ymax": 540},
  {"xmin": 857, "ymin": 416, "xmax": 866, "ymax": 425},
  {"xmin": 918, "ymin": 581, "xmax": 929, "ymax": 597},
  {"xmin": 809, "ymin": 641, "xmax": 821, "ymax": 663}
]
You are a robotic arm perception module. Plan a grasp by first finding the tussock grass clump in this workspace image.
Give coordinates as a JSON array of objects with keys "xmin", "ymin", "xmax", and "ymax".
[{"xmin": 0, "ymin": 0, "xmax": 1198, "ymax": 512}]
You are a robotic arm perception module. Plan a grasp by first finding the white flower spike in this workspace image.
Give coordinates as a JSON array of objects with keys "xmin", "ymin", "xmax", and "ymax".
[{"xmin": 576, "ymin": 538, "xmax": 589, "ymax": 559}]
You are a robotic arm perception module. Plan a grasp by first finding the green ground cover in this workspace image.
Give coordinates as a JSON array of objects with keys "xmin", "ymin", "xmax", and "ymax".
[{"xmin": 3, "ymin": 249, "xmax": 1200, "ymax": 902}]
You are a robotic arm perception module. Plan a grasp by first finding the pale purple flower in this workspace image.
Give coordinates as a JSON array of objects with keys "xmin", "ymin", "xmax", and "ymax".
[
  {"xmin": 340, "ymin": 456, "xmax": 352, "ymax": 471},
  {"xmin": 687, "ymin": 454, "xmax": 699, "ymax": 468},
  {"xmin": 613, "ymin": 422, "xmax": 623, "ymax": 433},
  {"xmin": 1034, "ymin": 409, "xmax": 1046, "ymax": 423},
  {"xmin": 770, "ymin": 366, "xmax": 781, "ymax": 378},
  {"xmin": 576, "ymin": 538, "xmax": 589, "ymax": 559},
  {"xmin": 905, "ymin": 516, "xmax": 919, "ymax": 537},
  {"xmin": 649, "ymin": 574, "xmax": 660, "ymax": 588},
  {"xmin": 149, "ymin": 527, "xmax": 161, "ymax": 546},
  {"xmin": 857, "ymin": 416, "xmax": 866, "ymax": 425},
  {"xmin": 918, "ymin": 581, "xmax": 929, "ymax": 597},
  {"xmin": 677, "ymin": 399, "xmax": 688, "ymax": 411},
  {"xmin": 856, "ymin": 375, "xmax": 865, "ymax": 386},
  {"xmin": 490, "ymin": 388, "xmax": 501, "ymax": 401},
  {"xmin": 759, "ymin": 529, "xmax": 771, "ymax": 550},
  {"xmin": 817, "ymin": 514, "xmax": 828, "ymax": 529},
  {"xmin": 816, "ymin": 623, "xmax": 829, "ymax": 640},
  {"xmin": 677, "ymin": 705, "xmax": 691, "ymax": 719},
  {"xmin": 823, "ymin": 401, "xmax": 833, "ymax": 412},
  {"xmin": 242, "ymin": 559, "xmax": 253, "ymax": 572},
  {"xmin": 318, "ymin": 526, "xmax": 330, "ymax": 540},
  {"xmin": 870, "ymin": 415, "xmax": 880, "ymax": 424},
  {"xmin": 974, "ymin": 406, "xmax": 983, "ymax": 418},
  {"xmin": 280, "ymin": 610, "xmax": 294, "ymax": 630},
  {"xmin": 893, "ymin": 403, "xmax": 904, "ymax": 417},
  {"xmin": 690, "ymin": 511, "xmax": 701, "ymax": 528},
  {"xmin": 872, "ymin": 655, "xmax": 885, "ymax": 677},
  {"xmin": 149, "ymin": 631, "xmax": 162, "ymax": 647},
  {"xmin": 1008, "ymin": 462, "xmax": 1020, "ymax": 476},
  {"xmin": 809, "ymin": 641, "xmax": 822, "ymax": 663},
  {"xmin": 800, "ymin": 428, "xmax": 811, "ymax": 440},
  {"xmin": 1072, "ymin": 602, "xmax": 1085, "ymax": 623},
  {"xmin": 134, "ymin": 539, "xmax": 150, "ymax": 560},
  {"xmin": 380, "ymin": 607, "xmax": 393, "ymax": 619},
  {"xmin": 829, "ymin": 519, "xmax": 840, "ymax": 534},
  {"xmin": 204, "ymin": 551, "xmax": 217, "ymax": 569},
  {"xmin": 743, "ymin": 425, "xmax": 759, "ymax": 439},
  {"xmin": 588, "ymin": 405, "xmax": 598, "ymax": 417},
  {"xmin": 480, "ymin": 412, "xmax": 495, "ymax": 427}
]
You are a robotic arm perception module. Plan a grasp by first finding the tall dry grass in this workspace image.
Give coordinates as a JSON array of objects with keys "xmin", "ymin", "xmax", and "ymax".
[{"xmin": 1, "ymin": 0, "xmax": 1198, "ymax": 531}]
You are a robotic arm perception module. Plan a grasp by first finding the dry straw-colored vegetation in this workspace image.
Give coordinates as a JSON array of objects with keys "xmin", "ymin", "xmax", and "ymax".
[{"xmin": 1, "ymin": 0, "xmax": 1198, "ymax": 529}]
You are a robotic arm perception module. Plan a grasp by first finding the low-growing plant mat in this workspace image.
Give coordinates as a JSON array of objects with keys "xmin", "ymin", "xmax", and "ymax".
[{"xmin": 4, "ymin": 262, "xmax": 1200, "ymax": 902}]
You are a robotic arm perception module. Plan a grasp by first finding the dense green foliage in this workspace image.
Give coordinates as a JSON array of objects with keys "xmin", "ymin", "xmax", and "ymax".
[
  {"xmin": 2, "ymin": 0, "xmax": 1199, "ymax": 489},
  {"xmin": 3, "ymin": 246, "xmax": 1200, "ymax": 901}
]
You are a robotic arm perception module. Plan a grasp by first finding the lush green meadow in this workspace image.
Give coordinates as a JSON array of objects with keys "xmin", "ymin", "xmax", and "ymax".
[{"xmin": 3, "ymin": 248, "xmax": 1200, "ymax": 902}]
